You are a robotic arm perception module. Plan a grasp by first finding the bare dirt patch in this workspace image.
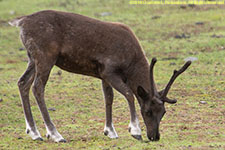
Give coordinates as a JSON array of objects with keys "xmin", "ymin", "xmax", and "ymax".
[
  {"xmin": 180, "ymin": 5, "xmax": 225, "ymax": 11},
  {"xmin": 6, "ymin": 60, "xmax": 19, "ymax": 64},
  {"xmin": 166, "ymin": 23, "xmax": 213, "ymax": 39}
]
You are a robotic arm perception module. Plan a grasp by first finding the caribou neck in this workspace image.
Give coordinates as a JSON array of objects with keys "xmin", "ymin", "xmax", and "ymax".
[{"xmin": 128, "ymin": 58, "xmax": 156, "ymax": 106}]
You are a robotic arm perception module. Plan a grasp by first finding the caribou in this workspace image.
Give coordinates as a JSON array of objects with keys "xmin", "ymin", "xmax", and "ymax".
[{"xmin": 9, "ymin": 10, "xmax": 191, "ymax": 142}]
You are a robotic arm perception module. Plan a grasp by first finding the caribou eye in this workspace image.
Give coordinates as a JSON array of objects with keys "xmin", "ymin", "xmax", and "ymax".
[
  {"xmin": 147, "ymin": 110, "xmax": 153, "ymax": 116},
  {"xmin": 151, "ymin": 101, "xmax": 155, "ymax": 105}
]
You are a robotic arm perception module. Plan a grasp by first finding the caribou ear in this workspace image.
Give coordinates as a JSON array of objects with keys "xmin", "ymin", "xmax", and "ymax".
[{"xmin": 137, "ymin": 86, "xmax": 149, "ymax": 101}]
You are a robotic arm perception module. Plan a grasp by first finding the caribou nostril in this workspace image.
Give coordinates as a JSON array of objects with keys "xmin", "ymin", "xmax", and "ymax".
[
  {"xmin": 148, "ymin": 132, "xmax": 160, "ymax": 141},
  {"xmin": 147, "ymin": 135, "xmax": 154, "ymax": 141},
  {"xmin": 156, "ymin": 133, "xmax": 160, "ymax": 141}
]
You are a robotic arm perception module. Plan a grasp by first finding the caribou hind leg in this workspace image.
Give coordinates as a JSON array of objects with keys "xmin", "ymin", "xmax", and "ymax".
[
  {"xmin": 20, "ymin": 35, "xmax": 65, "ymax": 142},
  {"xmin": 18, "ymin": 55, "xmax": 43, "ymax": 141},
  {"xmin": 31, "ymin": 49, "xmax": 66, "ymax": 142}
]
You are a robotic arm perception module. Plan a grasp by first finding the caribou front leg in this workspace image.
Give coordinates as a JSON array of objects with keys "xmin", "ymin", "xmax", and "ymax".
[
  {"xmin": 102, "ymin": 80, "xmax": 118, "ymax": 138},
  {"xmin": 128, "ymin": 103, "xmax": 142, "ymax": 140},
  {"xmin": 102, "ymin": 71, "xmax": 142, "ymax": 140}
]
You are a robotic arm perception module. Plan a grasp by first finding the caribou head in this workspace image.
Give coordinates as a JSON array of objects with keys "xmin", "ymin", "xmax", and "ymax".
[{"xmin": 137, "ymin": 58, "xmax": 191, "ymax": 141}]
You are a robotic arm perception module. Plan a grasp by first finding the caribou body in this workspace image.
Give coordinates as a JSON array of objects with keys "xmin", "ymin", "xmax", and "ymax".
[{"xmin": 9, "ymin": 10, "xmax": 191, "ymax": 142}]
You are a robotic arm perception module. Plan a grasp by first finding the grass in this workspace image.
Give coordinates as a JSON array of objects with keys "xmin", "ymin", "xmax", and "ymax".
[{"xmin": 0, "ymin": 0, "xmax": 225, "ymax": 149}]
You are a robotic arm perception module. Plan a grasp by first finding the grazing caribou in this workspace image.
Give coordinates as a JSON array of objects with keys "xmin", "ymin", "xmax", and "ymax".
[{"xmin": 9, "ymin": 10, "xmax": 191, "ymax": 142}]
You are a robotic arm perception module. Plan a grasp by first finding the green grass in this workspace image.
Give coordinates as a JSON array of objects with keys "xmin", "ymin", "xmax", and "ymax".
[{"xmin": 0, "ymin": 0, "xmax": 225, "ymax": 149}]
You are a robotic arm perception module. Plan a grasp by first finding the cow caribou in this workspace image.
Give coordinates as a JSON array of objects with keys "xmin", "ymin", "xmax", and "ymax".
[{"xmin": 9, "ymin": 10, "xmax": 191, "ymax": 142}]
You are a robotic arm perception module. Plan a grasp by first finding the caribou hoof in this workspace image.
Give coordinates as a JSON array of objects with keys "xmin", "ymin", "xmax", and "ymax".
[
  {"xmin": 128, "ymin": 125, "xmax": 142, "ymax": 141},
  {"xmin": 131, "ymin": 135, "xmax": 143, "ymax": 141},
  {"xmin": 59, "ymin": 139, "xmax": 67, "ymax": 143},
  {"xmin": 25, "ymin": 128, "xmax": 42, "ymax": 141},
  {"xmin": 34, "ymin": 137, "xmax": 44, "ymax": 141},
  {"xmin": 104, "ymin": 127, "xmax": 118, "ymax": 139},
  {"xmin": 46, "ymin": 130, "xmax": 66, "ymax": 143}
]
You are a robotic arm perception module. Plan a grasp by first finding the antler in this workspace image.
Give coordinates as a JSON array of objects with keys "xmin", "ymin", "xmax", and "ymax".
[
  {"xmin": 149, "ymin": 57, "xmax": 157, "ymax": 98},
  {"xmin": 161, "ymin": 61, "xmax": 192, "ymax": 102}
]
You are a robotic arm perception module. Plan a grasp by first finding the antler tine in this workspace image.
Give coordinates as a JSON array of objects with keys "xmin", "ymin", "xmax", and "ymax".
[
  {"xmin": 161, "ymin": 61, "xmax": 192, "ymax": 99},
  {"xmin": 149, "ymin": 57, "xmax": 157, "ymax": 97}
]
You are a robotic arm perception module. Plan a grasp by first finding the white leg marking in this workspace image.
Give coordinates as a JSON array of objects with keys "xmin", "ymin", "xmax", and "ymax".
[
  {"xmin": 25, "ymin": 120, "xmax": 42, "ymax": 140},
  {"xmin": 104, "ymin": 123, "xmax": 118, "ymax": 139},
  {"xmin": 46, "ymin": 126, "xmax": 65, "ymax": 142},
  {"xmin": 129, "ymin": 118, "xmax": 141, "ymax": 136}
]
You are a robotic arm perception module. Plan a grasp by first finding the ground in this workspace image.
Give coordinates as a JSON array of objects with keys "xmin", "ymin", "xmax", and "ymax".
[{"xmin": 0, "ymin": 0, "xmax": 224, "ymax": 150}]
